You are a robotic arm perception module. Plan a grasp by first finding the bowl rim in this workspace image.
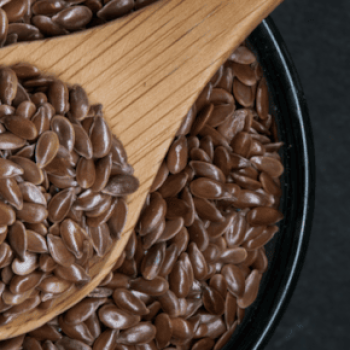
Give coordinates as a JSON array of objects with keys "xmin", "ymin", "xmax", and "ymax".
[{"xmin": 239, "ymin": 17, "xmax": 316, "ymax": 350}]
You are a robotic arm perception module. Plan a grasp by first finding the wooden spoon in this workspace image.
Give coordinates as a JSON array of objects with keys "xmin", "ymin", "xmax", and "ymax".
[{"xmin": 0, "ymin": 0, "xmax": 282, "ymax": 339}]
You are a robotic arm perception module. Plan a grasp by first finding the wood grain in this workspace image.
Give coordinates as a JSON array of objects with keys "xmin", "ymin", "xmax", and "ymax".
[{"xmin": 0, "ymin": 0, "xmax": 282, "ymax": 339}]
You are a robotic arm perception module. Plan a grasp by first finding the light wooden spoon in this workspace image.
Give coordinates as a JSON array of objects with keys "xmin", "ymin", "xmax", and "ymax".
[{"xmin": 0, "ymin": 0, "xmax": 282, "ymax": 339}]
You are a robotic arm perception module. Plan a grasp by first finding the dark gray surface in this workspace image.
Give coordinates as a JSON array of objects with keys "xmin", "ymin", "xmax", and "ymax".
[{"xmin": 268, "ymin": 1, "xmax": 350, "ymax": 349}]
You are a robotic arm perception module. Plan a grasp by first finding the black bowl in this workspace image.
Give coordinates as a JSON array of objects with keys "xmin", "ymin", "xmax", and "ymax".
[{"xmin": 224, "ymin": 17, "xmax": 316, "ymax": 350}]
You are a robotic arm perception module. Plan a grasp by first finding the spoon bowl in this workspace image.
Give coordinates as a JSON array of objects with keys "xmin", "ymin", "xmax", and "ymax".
[{"xmin": 0, "ymin": 0, "xmax": 282, "ymax": 339}]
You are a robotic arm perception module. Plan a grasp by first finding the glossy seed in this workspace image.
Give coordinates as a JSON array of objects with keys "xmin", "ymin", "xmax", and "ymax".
[
  {"xmin": 38, "ymin": 276, "xmax": 71, "ymax": 295},
  {"xmin": 7, "ymin": 221, "xmax": 27, "ymax": 261},
  {"xmin": 139, "ymin": 192, "xmax": 166, "ymax": 236},
  {"xmin": 102, "ymin": 174, "xmax": 139, "ymax": 196},
  {"xmin": 47, "ymin": 80, "xmax": 69, "ymax": 114},
  {"xmin": 140, "ymin": 241, "xmax": 165, "ymax": 279},
  {"xmin": 193, "ymin": 197, "xmax": 223, "ymax": 222},
  {"xmin": 203, "ymin": 286, "xmax": 225, "ymax": 315},
  {"xmin": 76, "ymin": 157, "xmax": 96, "ymax": 189},
  {"xmin": 210, "ymin": 87, "xmax": 234, "ymax": 105},
  {"xmin": 188, "ymin": 219, "xmax": 209, "ymax": 251},
  {"xmin": 27, "ymin": 324, "xmax": 62, "ymax": 342},
  {"xmin": 93, "ymin": 329, "xmax": 117, "ymax": 350},
  {"xmin": 84, "ymin": 312, "xmax": 101, "ymax": 340},
  {"xmin": 194, "ymin": 316, "xmax": 226, "ymax": 339},
  {"xmin": 0, "ymin": 9, "xmax": 8, "ymax": 47},
  {"xmin": 52, "ymin": 6, "xmax": 93, "ymax": 31},
  {"xmin": 31, "ymin": 92, "xmax": 47, "ymax": 106},
  {"xmin": 188, "ymin": 242, "xmax": 208, "ymax": 281},
  {"xmin": 202, "ymin": 244, "xmax": 221, "ymax": 264},
  {"xmin": 220, "ymin": 247, "xmax": 247, "ymax": 264},
  {"xmin": 98, "ymin": 304, "xmax": 140, "ymax": 330},
  {"xmin": 190, "ymin": 177, "xmax": 228, "ymax": 199},
  {"xmin": 90, "ymin": 116, "xmax": 112, "ymax": 158},
  {"xmin": 167, "ymin": 135, "xmax": 188, "ymax": 174},
  {"xmin": 233, "ymin": 78, "xmax": 255, "ymax": 107},
  {"xmin": 4, "ymin": 115, "xmax": 38, "ymax": 140},
  {"xmin": 69, "ymin": 84, "xmax": 89, "ymax": 121},
  {"xmin": 51, "ymin": 115, "xmax": 75, "ymax": 152},
  {"xmin": 56, "ymin": 336, "xmax": 93, "ymax": 350},
  {"xmin": 64, "ymin": 298, "xmax": 105, "ymax": 325},
  {"xmin": 91, "ymin": 153, "xmax": 112, "ymax": 192},
  {"xmin": 208, "ymin": 274, "xmax": 228, "ymax": 301},
  {"xmin": 97, "ymin": 0, "xmax": 134, "ymax": 21},
  {"xmin": 48, "ymin": 188, "xmax": 75, "ymax": 223},
  {"xmin": 60, "ymin": 219, "xmax": 86, "ymax": 259},
  {"xmin": 0, "ymin": 133, "xmax": 26, "ymax": 150},
  {"xmin": 10, "ymin": 156, "xmax": 44, "ymax": 185},
  {"xmin": 2, "ymin": 0, "xmax": 28, "ymax": 23},
  {"xmin": 48, "ymin": 174, "xmax": 77, "ymax": 189},
  {"xmin": 39, "ymin": 254, "xmax": 56, "ymax": 274},
  {"xmin": 130, "ymin": 276, "xmax": 169, "ymax": 297},
  {"xmin": 192, "ymin": 338, "xmax": 215, "ymax": 350},
  {"xmin": 225, "ymin": 213, "xmax": 246, "ymax": 247},
  {"xmin": 2, "ymin": 286, "xmax": 37, "ymax": 307},
  {"xmin": 157, "ymin": 217, "xmax": 184, "ymax": 243},
  {"xmin": 246, "ymin": 207, "xmax": 283, "ymax": 226},
  {"xmin": 157, "ymin": 290, "xmax": 181, "ymax": 318},
  {"xmin": 259, "ymin": 171, "xmax": 282, "ymax": 196},
  {"xmin": 169, "ymin": 259, "xmax": 192, "ymax": 298},
  {"xmin": 152, "ymin": 313, "xmax": 172, "ymax": 348},
  {"xmin": 117, "ymin": 322, "xmax": 157, "ymax": 345},
  {"xmin": 9, "ymin": 272, "xmax": 42, "ymax": 295},
  {"xmin": 89, "ymin": 224, "xmax": 112, "ymax": 257},
  {"xmin": 31, "ymin": 105, "xmax": 50, "ymax": 135},
  {"xmin": 256, "ymin": 77, "xmax": 269, "ymax": 120},
  {"xmin": 237, "ymin": 270, "xmax": 262, "ymax": 308},
  {"xmin": 158, "ymin": 244, "xmax": 178, "ymax": 278},
  {"xmin": 36, "ymin": 131, "xmax": 60, "ymax": 168},
  {"xmin": 0, "ymin": 68, "xmax": 17, "ymax": 105},
  {"xmin": 87, "ymin": 197, "xmax": 115, "ymax": 227},
  {"xmin": 164, "ymin": 198, "xmax": 190, "ymax": 221},
  {"xmin": 18, "ymin": 182, "xmax": 46, "ymax": 206},
  {"xmin": 32, "ymin": 0, "xmax": 65, "ymax": 16},
  {"xmin": 250, "ymin": 156, "xmax": 284, "ymax": 178},
  {"xmin": 44, "ymin": 155, "xmax": 75, "ymax": 178},
  {"xmin": 7, "ymin": 23, "xmax": 42, "ymax": 42},
  {"xmin": 243, "ymin": 225, "xmax": 278, "ymax": 251},
  {"xmin": 12, "ymin": 251, "xmax": 38, "ymax": 275},
  {"xmin": 14, "ymin": 144, "xmax": 34, "ymax": 159},
  {"xmin": 169, "ymin": 226, "xmax": 190, "ymax": 255},
  {"xmin": 150, "ymin": 161, "xmax": 169, "ymax": 192},
  {"xmin": 251, "ymin": 248, "xmax": 268, "ymax": 273},
  {"xmin": 15, "ymin": 101, "xmax": 36, "ymax": 120},
  {"xmin": 47, "ymin": 233, "xmax": 75, "ymax": 267},
  {"xmin": 0, "ymin": 201, "xmax": 15, "ymax": 226},
  {"xmin": 54, "ymin": 263, "xmax": 90, "ymax": 283},
  {"xmin": 206, "ymin": 215, "xmax": 233, "ymax": 240},
  {"xmin": 190, "ymin": 103, "xmax": 213, "ymax": 136},
  {"xmin": 158, "ymin": 172, "xmax": 188, "ymax": 198},
  {"xmin": 171, "ymin": 317, "xmax": 194, "ymax": 339},
  {"xmin": 26, "ymin": 229, "xmax": 48, "ymax": 253},
  {"xmin": 74, "ymin": 191, "xmax": 106, "ymax": 211},
  {"xmin": 221, "ymin": 264, "xmax": 245, "ymax": 298},
  {"xmin": 25, "ymin": 223, "xmax": 46, "ymax": 237},
  {"xmin": 0, "ymin": 178, "xmax": 22, "ymax": 210},
  {"xmin": 190, "ymin": 161, "xmax": 225, "ymax": 183},
  {"xmin": 113, "ymin": 288, "xmax": 149, "ymax": 316}
]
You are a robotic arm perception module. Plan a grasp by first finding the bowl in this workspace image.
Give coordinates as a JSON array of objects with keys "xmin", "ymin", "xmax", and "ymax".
[{"xmin": 224, "ymin": 17, "xmax": 315, "ymax": 350}]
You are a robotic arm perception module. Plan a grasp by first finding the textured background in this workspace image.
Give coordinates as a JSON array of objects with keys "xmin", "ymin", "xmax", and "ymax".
[{"xmin": 266, "ymin": 1, "xmax": 350, "ymax": 349}]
